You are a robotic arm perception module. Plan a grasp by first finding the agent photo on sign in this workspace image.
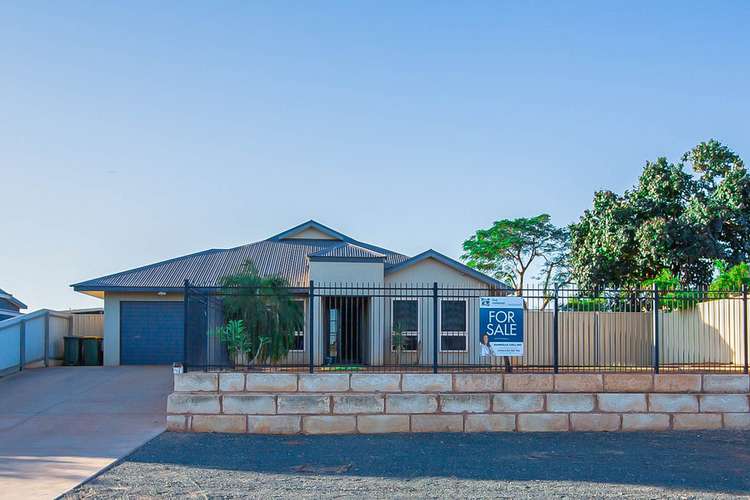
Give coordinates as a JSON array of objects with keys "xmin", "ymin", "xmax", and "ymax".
[{"xmin": 480, "ymin": 333, "xmax": 493, "ymax": 357}]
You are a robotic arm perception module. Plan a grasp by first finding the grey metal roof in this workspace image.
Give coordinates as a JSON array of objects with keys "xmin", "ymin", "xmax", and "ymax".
[
  {"xmin": 71, "ymin": 221, "xmax": 507, "ymax": 292},
  {"xmin": 309, "ymin": 242, "xmax": 386, "ymax": 259},
  {"xmin": 73, "ymin": 238, "xmax": 408, "ymax": 290}
]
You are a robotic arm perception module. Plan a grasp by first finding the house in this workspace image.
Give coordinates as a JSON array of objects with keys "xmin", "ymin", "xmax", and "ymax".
[
  {"xmin": 72, "ymin": 220, "xmax": 507, "ymax": 366},
  {"xmin": 0, "ymin": 288, "xmax": 27, "ymax": 321}
]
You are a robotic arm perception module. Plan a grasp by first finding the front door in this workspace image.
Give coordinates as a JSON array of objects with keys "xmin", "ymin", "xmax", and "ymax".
[{"xmin": 324, "ymin": 297, "xmax": 368, "ymax": 365}]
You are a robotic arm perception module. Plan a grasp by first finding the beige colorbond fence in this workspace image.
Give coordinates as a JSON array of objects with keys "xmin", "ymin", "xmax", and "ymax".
[
  {"xmin": 514, "ymin": 299, "xmax": 747, "ymax": 369},
  {"xmin": 71, "ymin": 312, "xmax": 104, "ymax": 337}
]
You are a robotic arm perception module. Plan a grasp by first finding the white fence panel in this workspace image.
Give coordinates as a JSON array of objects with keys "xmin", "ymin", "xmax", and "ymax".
[{"xmin": 0, "ymin": 323, "xmax": 21, "ymax": 373}]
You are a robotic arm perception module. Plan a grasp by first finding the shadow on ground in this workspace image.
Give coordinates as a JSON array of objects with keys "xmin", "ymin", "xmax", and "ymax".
[{"xmin": 120, "ymin": 430, "xmax": 750, "ymax": 495}]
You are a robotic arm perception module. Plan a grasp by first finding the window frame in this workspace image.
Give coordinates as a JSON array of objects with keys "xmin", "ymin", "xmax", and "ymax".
[
  {"xmin": 438, "ymin": 298, "xmax": 468, "ymax": 353},
  {"xmin": 390, "ymin": 298, "xmax": 420, "ymax": 353},
  {"xmin": 288, "ymin": 299, "xmax": 306, "ymax": 352}
]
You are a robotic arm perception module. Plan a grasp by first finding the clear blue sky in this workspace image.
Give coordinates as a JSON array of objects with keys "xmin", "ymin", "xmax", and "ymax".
[{"xmin": 2, "ymin": 1, "xmax": 749, "ymax": 310}]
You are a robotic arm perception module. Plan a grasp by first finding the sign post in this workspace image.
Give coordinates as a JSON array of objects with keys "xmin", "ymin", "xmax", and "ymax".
[{"xmin": 479, "ymin": 296, "xmax": 525, "ymax": 357}]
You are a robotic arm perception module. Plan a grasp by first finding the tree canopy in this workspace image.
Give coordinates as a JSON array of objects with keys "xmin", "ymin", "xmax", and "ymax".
[
  {"xmin": 461, "ymin": 214, "xmax": 569, "ymax": 295},
  {"xmin": 569, "ymin": 140, "xmax": 750, "ymax": 289}
]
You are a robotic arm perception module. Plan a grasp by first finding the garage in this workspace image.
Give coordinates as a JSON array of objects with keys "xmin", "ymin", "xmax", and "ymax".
[{"xmin": 120, "ymin": 301, "xmax": 184, "ymax": 365}]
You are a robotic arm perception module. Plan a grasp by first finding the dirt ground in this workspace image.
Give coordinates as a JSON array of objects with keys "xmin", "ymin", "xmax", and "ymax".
[{"xmin": 66, "ymin": 430, "xmax": 750, "ymax": 499}]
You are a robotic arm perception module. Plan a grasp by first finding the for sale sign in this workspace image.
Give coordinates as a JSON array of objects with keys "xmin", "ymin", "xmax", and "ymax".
[{"xmin": 479, "ymin": 296, "xmax": 524, "ymax": 356}]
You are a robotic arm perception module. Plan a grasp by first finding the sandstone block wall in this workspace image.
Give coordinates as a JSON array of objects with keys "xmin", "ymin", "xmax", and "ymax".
[{"xmin": 167, "ymin": 372, "xmax": 750, "ymax": 434}]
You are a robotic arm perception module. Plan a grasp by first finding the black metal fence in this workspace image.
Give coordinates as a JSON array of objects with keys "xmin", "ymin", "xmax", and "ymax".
[{"xmin": 183, "ymin": 282, "xmax": 749, "ymax": 374}]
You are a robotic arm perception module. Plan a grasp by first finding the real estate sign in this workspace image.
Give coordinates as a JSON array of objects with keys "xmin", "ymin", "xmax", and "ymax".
[{"xmin": 479, "ymin": 296, "xmax": 524, "ymax": 356}]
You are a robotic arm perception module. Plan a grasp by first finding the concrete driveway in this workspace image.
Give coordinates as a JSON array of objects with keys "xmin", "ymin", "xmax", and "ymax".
[{"xmin": 0, "ymin": 366, "xmax": 172, "ymax": 500}]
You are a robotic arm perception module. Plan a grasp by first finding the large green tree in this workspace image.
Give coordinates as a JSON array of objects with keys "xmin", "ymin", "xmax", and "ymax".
[
  {"xmin": 461, "ymin": 214, "xmax": 569, "ymax": 296},
  {"xmin": 570, "ymin": 140, "xmax": 750, "ymax": 289}
]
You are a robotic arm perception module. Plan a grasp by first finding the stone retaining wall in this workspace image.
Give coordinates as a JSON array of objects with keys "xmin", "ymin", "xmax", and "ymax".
[{"xmin": 167, "ymin": 373, "xmax": 750, "ymax": 434}]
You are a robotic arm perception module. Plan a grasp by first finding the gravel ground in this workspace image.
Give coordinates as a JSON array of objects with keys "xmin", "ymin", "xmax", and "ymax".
[{"xmin": 66, "ymin": 431, "xmax": 750, "ymax": 499}]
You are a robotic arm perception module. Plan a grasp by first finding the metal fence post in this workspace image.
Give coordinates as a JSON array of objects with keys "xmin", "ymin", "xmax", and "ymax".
[
  {"xmin": 652, "ymin": 283, "xmax": 660, "ymax": 374},
  {"xmin": 433, "ymin": 282, "xmax": 438, "ymax": 374},
  {"xmin": 309, "ymin": 280, "xmax": 315, "ymax": 373},
  {"xmin": 43, "ymin": 312, "xmax": 50, "ymax": 368},
  {"xmin": 553, "ymin": 286, "xmax": 559, "ymax": 374},
  {"xmin": 183, "ymin": 279, "xmax": 189, "ymax": 373},
  {"xmin": 19, "ymin": 320, "xmax": 25, "ymax": 372},
  {"xmin": 743, "ymin": 283, "xmax": 748, "ymax": 375}
]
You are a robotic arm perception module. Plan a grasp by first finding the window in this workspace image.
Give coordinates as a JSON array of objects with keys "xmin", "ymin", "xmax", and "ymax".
[
  {"xmin": 392, "ymin": 299, "xmax": 418, "ymax": 352},
  {"xmin": 440, "ymin": 299, "xmax": 467, "ymax": 351},
  {"xmin": 290, "ymin": 300, "xmax": 305, "ymax": 351}
]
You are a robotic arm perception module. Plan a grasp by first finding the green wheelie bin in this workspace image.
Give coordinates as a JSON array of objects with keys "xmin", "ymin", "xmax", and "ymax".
[
  {"xmin": 63, "ymin": 336, "xmax": 81, "ymax": 366},
  {"xmin": 81, "ymin": 337, "xmax": 103, "ymax": 366}
]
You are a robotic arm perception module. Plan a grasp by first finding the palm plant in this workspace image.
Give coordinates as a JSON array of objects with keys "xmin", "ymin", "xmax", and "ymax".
[
  {"xmin": 391, "ymin": 322, "xmax": 407, "ymax": 366},
  {"xmin": 216, "ymin": 261, "xmax": 303, "ymax": 366}
]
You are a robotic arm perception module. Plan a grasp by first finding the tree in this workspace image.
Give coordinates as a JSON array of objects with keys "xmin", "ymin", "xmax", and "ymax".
[
  {"xmin": 570, "ymin": 140, "xmax": 750, "ymax": 289},
  {"xmin": 217, "ymin": 261, "xmax": 303, "ymax": 365},
  {"xmin": 461, "ymin": 214, "xmax": 569, "ymax": 298},
  {"xmin": 709, "ymin": 261, "xmax": 750, "ymax": 293}
]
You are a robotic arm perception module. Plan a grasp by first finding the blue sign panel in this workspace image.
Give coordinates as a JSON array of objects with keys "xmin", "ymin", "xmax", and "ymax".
[{"xmin": 479, "ymin": 296, "xmax": 524, "ymax": 356}]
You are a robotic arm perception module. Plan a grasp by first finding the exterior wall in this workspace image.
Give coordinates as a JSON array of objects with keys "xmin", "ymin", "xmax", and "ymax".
[
  {"xmin": 386, "ymin": 257, "xmax": 488, "ymax": 286},
  {"xmin": 168, "ymin": 372, "xmax": 750, "ymax": 434},
  {"xmin": 384, "ymin": 257, "xmax": 489, "ymax": 366},
  {"xmin": 309, "ymin": 260, "xmax": 384, "ymax": 285},
  {"xmin": 102, "ymin": 292, "xmax": 183, "ymax": 366}
]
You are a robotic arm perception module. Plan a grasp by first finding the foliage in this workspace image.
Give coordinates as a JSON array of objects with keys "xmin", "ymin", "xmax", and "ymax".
[
  {"xmin": 461, "ymin": 214, "xmax": 569, "ymax": 302},
  {"xmin": 570, "ymin": 140, "xmax": 750, "ymax": 289},
  {"xmin": 561, "ymin": 296, "xmax": 607, "ymax": 312},
  {"xmin": 391, "ymin": 322, "xmax": 407, "ymax": 365},
  {"xmin": 709, "ymin": 261, "xmax": 750, "ymax": 293},
  {"xmin": 209, "ymin": 319, "xmax": 270, "ymax": 365},
  {"xmin": 641, "ymin": 269, "xmax": 701, "ymax": 311},
  {"xmin": 217, "ymin": 261, "xmax": 303, "ymax": 364}
]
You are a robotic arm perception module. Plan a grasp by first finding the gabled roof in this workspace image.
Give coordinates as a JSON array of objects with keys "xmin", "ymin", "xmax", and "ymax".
[
  {"xmin": 384, "ymin": 249, "xmax": 510, "ymax": 289},
  {"xmin": 72, "ymin": 220, "xmax": 507, "ymax": 292},
  {"xmin": 0, "ymin": 288, "xmax": 27, "ymax": 310},
  {"xmin": 268, "ymin": 220, "xmax": 352, "ymax": 241},
  {"xmin": 73, "ymin": 223, "xmax": 408, "ymax": 291}
]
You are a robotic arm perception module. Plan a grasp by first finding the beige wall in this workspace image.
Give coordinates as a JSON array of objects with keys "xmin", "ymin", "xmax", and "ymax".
[
  {"xmin": 382, "ymin": 257, "xmax": 490, "ymax": 365},
  {"xmin": 309, "ymin": 260, "xmax": 384, "ymax": 285},
  {"xmin": 385, "ymin": 257, "xmax": 488, "ymax": 286},
  {"xmin": 102, "ymin": 292, "xmax": 183, "ymax": 366}
]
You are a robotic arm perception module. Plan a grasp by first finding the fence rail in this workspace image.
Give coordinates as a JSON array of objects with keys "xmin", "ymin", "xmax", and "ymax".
[{"xmin": 183, "ymin": 282, "xmax": 749, "ymax": 374}]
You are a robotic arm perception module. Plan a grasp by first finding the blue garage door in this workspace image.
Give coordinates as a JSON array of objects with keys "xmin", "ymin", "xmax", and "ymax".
[{"xmin": 120, "ymin": 301, "xmax": 184, "ymax": 365}]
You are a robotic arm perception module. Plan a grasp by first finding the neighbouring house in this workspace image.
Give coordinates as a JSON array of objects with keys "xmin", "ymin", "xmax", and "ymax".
[
  {"xmin": 0, "ymin": 288, "xmax": 27, "ymax": 321},
  {"xmin": 72, "ymin": 220, "xmax": 507, "ymax": 367}
]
